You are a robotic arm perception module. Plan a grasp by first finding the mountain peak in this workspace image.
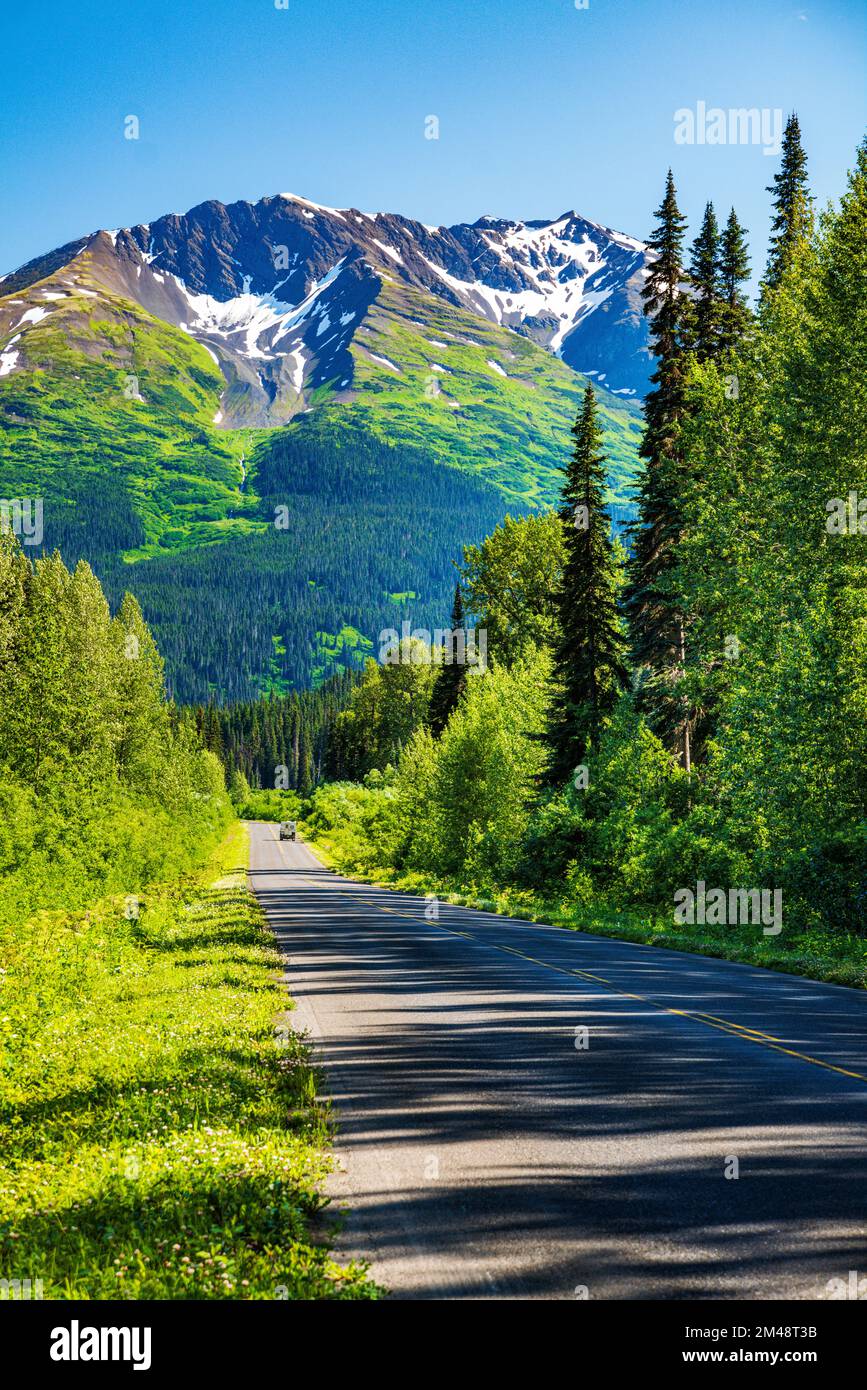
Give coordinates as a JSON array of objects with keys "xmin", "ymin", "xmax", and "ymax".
[
  {"xmin": 2, "ymin": 189, "xmax": 653, "ymax": 410},
  {"xmin": 276, "ymin": 192, "xmax": 350, "ymax": 219}
]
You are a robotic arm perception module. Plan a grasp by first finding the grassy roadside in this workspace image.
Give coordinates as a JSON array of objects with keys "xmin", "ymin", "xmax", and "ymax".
[
  {"xmin": 303, "ymin": 827, "xmax": 867, "ymax": 992},
  {"xmin": 0, "ymin": 821, "xmax": 381, "ymax": 1300}
]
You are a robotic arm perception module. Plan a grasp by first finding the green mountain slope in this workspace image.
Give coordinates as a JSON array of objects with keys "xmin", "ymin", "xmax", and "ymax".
[
  {"xmin": 0, "ymin": 246, "xmax": 642, "ymax": 700},
  {"xmin": 335, "ymin": 277, "xmax": 643, "ymax": 505},
  {"xmin": 0, "ymin": 261, "xmax": 256, "ymax": 559}
]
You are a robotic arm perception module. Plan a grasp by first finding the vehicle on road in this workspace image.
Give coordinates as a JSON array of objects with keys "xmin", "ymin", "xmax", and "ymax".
[{"xmin": 279, "ymin": 820, "xmax": 297, "ymax": 842}]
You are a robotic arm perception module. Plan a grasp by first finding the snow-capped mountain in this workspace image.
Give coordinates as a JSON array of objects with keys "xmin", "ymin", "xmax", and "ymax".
[{"xmin": 2, "ymin": 193, "xmax": 652, "ymax": 423}]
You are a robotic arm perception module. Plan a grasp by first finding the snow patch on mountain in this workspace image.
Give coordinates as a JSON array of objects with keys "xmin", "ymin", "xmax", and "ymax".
[
  {"xmin": 279, "ymin": 193, "xmax": 347, "ymax": 223},
  {"xmin": 286, "ymin": 345, "xmax": 310, "ymax": 391},
  {"xmin": 373, "ymin": 238, "xmax": 403, "ymax": 266},
  {"xmin": 369, "ymin": 353, "xmax": 401, "ymax": 372},
  {"xmin": 173, "ymin": 259, "xmax": 347, "ymax": 362},
  {"xmin": 422, "ymin": 214, "xmax": 640, "ymax": 358},
  {"xmin": 15, "ymin": 306, "xmax": 49, "ymax": 328}
]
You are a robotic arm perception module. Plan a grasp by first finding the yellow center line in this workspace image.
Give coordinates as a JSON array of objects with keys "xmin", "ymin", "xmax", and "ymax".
[{"xmin": 269, "ymin": 848, "xmax": 867, "ymax": 1087}]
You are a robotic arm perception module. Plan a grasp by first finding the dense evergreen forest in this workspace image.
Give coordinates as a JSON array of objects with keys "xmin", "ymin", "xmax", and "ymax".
[
  {"xmin": 95, "ymin": 420, "xmax": 519, "ymax": 703},
  {"xmin": 190, "ymin": 669, "xmax": 361, "ymax": 793},
  {"xmin": 294, "ymin": 123, "xmax": 867, "ymax": 958}
]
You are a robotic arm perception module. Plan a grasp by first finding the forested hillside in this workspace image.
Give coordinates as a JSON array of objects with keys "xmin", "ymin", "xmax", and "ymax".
[
  {"xmin": 294, "ymin": 128, "xmax": 867, "ymax": 979},
  {"xmin": 0, "ymin": 215, "xmax": 642, "ymax": 704},
  {"xmin": 102, "ymin": 420, "xmax": 515, "ymax": 702}
]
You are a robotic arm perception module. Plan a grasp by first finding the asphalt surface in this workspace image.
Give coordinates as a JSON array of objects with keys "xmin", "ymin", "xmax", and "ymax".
[{"xmin": 248, "ymin": 821, "xmax": 867, "ymax": 1300}]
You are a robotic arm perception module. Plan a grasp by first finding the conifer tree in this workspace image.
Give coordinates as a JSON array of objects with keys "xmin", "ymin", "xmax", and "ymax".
[
  {"xmin": 545, "ymin": 386, "xmax": 630, "ymax": 784},
  {"xmin": 297, "ymin": 725, "xmax": 313, "ymax": 795},
  {"xmin": 717, "ymin": 208, "xmax": 752, "ymax": 353},
  {"xmin": 0, "ymin": 532, "xmax": 28, "ymax": 683},
  {"xmin": 764, "ymin": 112, "xmax": 812, "ymax": 294},
  {"xmin": 624, "ymin": 170, "xmax": 693, "ymax": 767},
  {"xmin": 0, "ymin": 533, "xmax": 30, "ymax": 771},
  {"xmin": 687, "ymin": 202, "xmax": 722, "ymax": 361},
  {"xmin": 428, "ymin": 584, "xmax": 468, "ymax": 736},
  {"xmin": 203, "ymin": 705, "xmax": 224, "ymax": 759}
]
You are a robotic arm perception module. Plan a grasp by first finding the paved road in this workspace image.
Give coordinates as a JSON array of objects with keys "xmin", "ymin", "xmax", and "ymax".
[{"xmin": 248, "ymin": 821, "xmax": 867, "ymax": 1300}]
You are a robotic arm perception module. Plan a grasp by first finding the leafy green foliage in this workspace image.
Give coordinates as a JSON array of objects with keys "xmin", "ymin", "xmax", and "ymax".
[
  {"xmin": 0, "ymin": 826, "xmax": 380, "ymax": 1299},
  {"xmin": 0, "ymin": 535, "xmax": 232, "ymax": 926},
  {"xmin": 328, "ymin": 641, "xmax": 438, "ymax": 782},
  {"xmin": 306, "ymin": 650, "xmax": 551, "ymax": 887},
  {"xmin": 459, "ymin": 511, "xmax": 565, "ymax": 666},
  {"xmin": 296, "ymin": 133, "xmax": 867, "ymax": 973},
  {"xmin": 235, "ymin": 789, "xmax": 304, "ymax": 822},
  {"xmin": 658, "ymin": 133, "xmax": 866, "ymax": 935}
]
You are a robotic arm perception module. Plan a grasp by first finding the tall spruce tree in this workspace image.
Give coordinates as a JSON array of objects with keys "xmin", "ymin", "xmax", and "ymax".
[
  {"xmin": 428, "ymin": 583, "xmax": 468, "ymax": 736},
  {"xmin": 624, "ymin": 170, "xmax": 693, "ymax": 768},
  {"xmin": 764, "ymin": 112, "xmax": 812, "ymax": 293},
  {"xmin": 687, "ymin": 202, "xmax": 722, "ymax": 361},
  {"xmin": 717, "ymin": 208, "xmax": 752, "ymax": 353},
  {"xmin": 545, "ymin": 386, "xmax": 630, "ymax": 784}
]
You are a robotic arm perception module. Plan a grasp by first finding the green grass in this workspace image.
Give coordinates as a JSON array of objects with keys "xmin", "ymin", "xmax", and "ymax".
[
  {"xmin": 0, "ymin": 822, "xmax": 381, "ymax": 1300},
  {"xmin": 304, "ymin": 829, "xmax": 867, "ymax": 992},
  {"xmin": 311, "ymin": 626, "xmax": 375, "ymax": 687}
]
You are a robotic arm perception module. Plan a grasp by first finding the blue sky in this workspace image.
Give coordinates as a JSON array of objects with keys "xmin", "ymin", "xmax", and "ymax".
[{"xmin": 2, "ymin": 0, "xmax": 865, "ymax": 289}]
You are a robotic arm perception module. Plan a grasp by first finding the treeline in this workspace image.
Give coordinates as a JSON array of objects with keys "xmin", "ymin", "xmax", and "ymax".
[
  {"xmin": 0, "ymin": 536, "xmax": 230, "ymax": 926},
  {"xmin": 301, "ymin": 122, "xmax": 867, "ymax": 944},
  {"xmin": 189, "ymin": 669, "xmax": 361, "ymax": 793}
]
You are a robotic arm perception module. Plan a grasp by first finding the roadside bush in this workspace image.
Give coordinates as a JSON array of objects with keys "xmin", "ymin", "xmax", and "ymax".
[
  {"xmin": 237, "ymin": 788, "xmax": 302, "ymax": 822},
  {"xmin": 780, "ymin": 823, "xmax": 867, "ymax": 936}
]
